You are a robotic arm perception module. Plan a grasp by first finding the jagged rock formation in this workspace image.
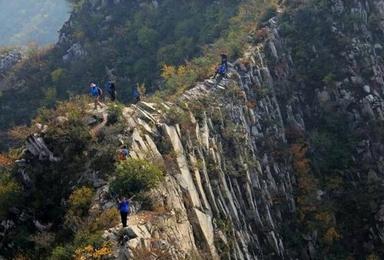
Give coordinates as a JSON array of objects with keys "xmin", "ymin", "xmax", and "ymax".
[
  {"xmin": 62, "ymin": 43, "xmax": 87, "ymax": 62},
  {"xmin": 24, "ymin": 135, "xmax": 60, "ymax": 162},
  {"xmin": 0, "ymin": 50, "xmax": 21, "ymax": 76}
]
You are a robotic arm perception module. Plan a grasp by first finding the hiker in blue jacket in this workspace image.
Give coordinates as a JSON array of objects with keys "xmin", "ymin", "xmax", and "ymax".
[
  {"xmin": 89, "ymin": 83, "xmax": 104, "ymax": 109},
  {"xmin": 118, "ymin": 197, "xmax": 130, "ymax": 228},
  {"xmin": 212, "ymin": 53, "xmax": 228, "ymax": 80},
  {"xmin": 220, "ymin": 53, "xmax": 228, "ymax": 70}
]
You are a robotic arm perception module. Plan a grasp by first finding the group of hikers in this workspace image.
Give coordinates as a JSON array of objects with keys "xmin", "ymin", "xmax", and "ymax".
[
  {"xmin": 89, "ymin": 53, "xmax": 228, "ymax": 111},
  {"xmin": 89, "ymin": 81, "xmax": 134, "ymax": 228},
  {"xmin": 89, "ymin": 80, "xmax": 141, "ymax": 110},
  {"xmin": 92, "ymin": 54, "xmax": 229, "ymax": 229}
]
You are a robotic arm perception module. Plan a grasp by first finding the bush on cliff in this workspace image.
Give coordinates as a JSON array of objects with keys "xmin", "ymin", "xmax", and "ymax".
[
  {"xmin": 0, "ymin": 172, "xmax": 22, "ymax": 218},
  {"xmin": 110, "ymin": 158, "xmax": 164, "ymax": 196},
  {"xmin": 68, "ymin": 187, "xmax": 94, "ymax": 217}
]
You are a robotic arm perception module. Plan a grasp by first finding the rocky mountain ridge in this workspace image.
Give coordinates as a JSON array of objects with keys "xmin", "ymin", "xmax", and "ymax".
[
  {"xmin": 2, "ymin": 16, "xmax": 297, "ymax": 259},
  {"xmin": 0, "ymin": 0, "xmax": 242, "ymax": 139},
  {"xmin": 3, "ymin": 0, "xmax": 384, "ymax": 259}
]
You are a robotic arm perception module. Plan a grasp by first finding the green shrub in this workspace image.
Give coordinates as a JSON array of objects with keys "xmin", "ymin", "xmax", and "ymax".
[
  {"xmin": 89, "ymin": 208, "xmax": 120, "ymax": 232},
  {"xmin": 50, "ymin": 245, "xmax": 74, "ymax": 260},
  {"xmin": 64, "ymin": 187, "xmax": 94, "ymax": 232},
  {"xmin": 110, "ymin": 159, "xmax": 164, "ymax": 196},
  {"xmin": 89, "ymin": 142, "xmax": 117, "ymax": 178},
  {"xmin": 51, "ymin": 68, "xmax": 66, "ymax": 83},
  {"xmin": 259, "ymin": 6, "xmax": 277, "ymax": 23},
  {"xmin": 107, "ymin": 103, "xmax": 124, "ymax": 125},
  {"xmin": 310, "ymin": 111, "xmax": 356, "ymax": 174},
  {"xmin": 25, "ymin": 117, "xmax": 92, "ymax": 223},
  {"xmin": 165, "ymin": 107, "xmax": 190, "ymax": 126},
  {"xmin": 0, "ymin": 174, "xmax": 22, "ymax": 218},
  {"xmin": 73, "ymin": 230, "xmax": 104, "ymax": 249},
  {"xmin": 67, "ymin": 187, "xmax": 94, "ymax": 217}
]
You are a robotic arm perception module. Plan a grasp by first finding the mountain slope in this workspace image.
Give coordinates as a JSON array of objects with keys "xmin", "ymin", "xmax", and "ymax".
[
  {"xmin": 0, "ymin": 0, "xmax": 244, "ymax": 139},
  {"xmin": 3, "ymin": 0, "xmax": 384, "ymax": 259},
  {"xmin": 0, "ymin": 0, "xmax": 70, "ymax": 46},
  {"xmin": 0, "ymin": 19, "xmax": 296, "ymax": 257}
]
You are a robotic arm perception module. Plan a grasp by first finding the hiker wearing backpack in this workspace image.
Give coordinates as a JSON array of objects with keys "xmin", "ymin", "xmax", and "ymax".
[
  {"xmin": 89, "ymin": 83, "xmax": 104, "ymax": 109},
  {"xmin": 212, "ymin": 53, "xmax": 229, "ymax": 80},
  {"xmin": 212, "ymin": 64, "xmax": 227, "ymax": 82},
  {"xmin": 105, "ymin": 80, "xmax": 116, "ymax": 101},
  {"xmin": 117, "ymin": 196, "xmax": 130, "ymax": 228},
  {"xmin": 221, "ymin": 53, "xmax": 228, "ymax": 70},
  {"xmin": 118, "ymin": 145, "xmax": 129, "ymax": 161}
]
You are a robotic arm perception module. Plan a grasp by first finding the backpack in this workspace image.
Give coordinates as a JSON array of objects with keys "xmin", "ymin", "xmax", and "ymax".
[
  {"xmin": 122, "ymin": 148, "xmax": 129, "ymax": 156},
  {"xmin": 218, "ymin": 64, "xmax": 227, "ymax": 74},
  {"xmin": 105, "ymin": 82, "xmax": 110, "ymax": 91},
  {"xmin": 91, "ymin": 86, "xmax": 101, "ymax": 97},
  {"xmin": 106, "ymin": 82, "xmax": 114, "ymax": 92},
  {"xmin": 132, "ymin": 88, "xmax": 139, "ymax": 98}
]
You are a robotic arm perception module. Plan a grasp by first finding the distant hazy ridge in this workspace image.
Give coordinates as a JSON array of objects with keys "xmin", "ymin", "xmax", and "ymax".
[{"xmin": 0, "ymin": 0, "xmax": 69, "ymax": 46}]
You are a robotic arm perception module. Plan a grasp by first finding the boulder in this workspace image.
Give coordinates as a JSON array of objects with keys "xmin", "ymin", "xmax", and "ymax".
[{"xmin": 63, "ymin": 43, "xmax": 87, "ymax": 62}]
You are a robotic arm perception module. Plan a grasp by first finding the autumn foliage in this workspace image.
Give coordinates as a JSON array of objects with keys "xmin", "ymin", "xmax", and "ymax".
[
  {"xmin": 75, "ymin": 244, "xmax": 112, "ymax": 260},
  {"xmin": 0, "ymin": 154, "xmax": 13, "ymax": 168},
  {"xmin": 290, "ymin": 139, "xmax": 341, "ymax": 247}
]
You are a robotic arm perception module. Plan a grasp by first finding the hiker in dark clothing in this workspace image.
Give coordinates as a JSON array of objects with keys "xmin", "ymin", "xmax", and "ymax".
[
  {"xmin": 212, "ymin": 53, "xmax": 229, "ymax": 80},
  {"xmin": 118, "ymin": 197, "xmax": 130, "ymax": 228},
  {"xmin": 132, "ymin": 88, "xmax": 141, "ymax": 104},
  {"xmin": 220, "ymin": 53, "xmax": 228, "ymax": 70},
  {"xmin": 106, "ymin": 80, "xmax": 116, "ymax": 101},
  {"xmin": 213, "ymin": 64, "xmax": 227, "ymax": 79}
]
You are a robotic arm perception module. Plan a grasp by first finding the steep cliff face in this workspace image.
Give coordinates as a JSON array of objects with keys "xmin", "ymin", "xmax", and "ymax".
[
  {"xmin": 103, "ymin": 0, "xmax": 384, "ymax": 258},
  {"xmin": 105, "ymin": 21, "xmax": 296, "ymax": 257},
  {"xmin": 81, "ymin": 16, "xmax": 297, "ymax": 259},
  {"xmin": 0, "ymin": 16, "xmax": 298, "ymax": 259},
  {"xmin": 277, "ymin": 0, "xmax": 384, "ymax": 257}
]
